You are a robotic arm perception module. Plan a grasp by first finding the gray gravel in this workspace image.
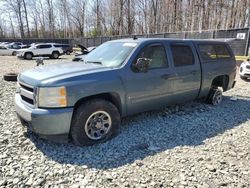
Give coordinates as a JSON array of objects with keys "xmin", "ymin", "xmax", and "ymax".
[{"xmin": 0, "ymin": 56, "xmax": 249, "ymax": 187}]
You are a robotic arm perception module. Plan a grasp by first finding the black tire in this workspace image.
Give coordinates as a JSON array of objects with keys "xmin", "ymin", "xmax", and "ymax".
[
  {"xmin": 12, "ymin": 51, "xmax": 17, "ymax": 56},
  {"xmin": 66, "ymin": 50, "xmax": 71, "ymax": 55},
  {"xmin": 206, "ymin": 88, "xmax": 223, "ymax": 105},
  {"xmin": 3, "ymin": 73, "xmax": 18, "ymax": 82},
  {"xmin": 70, "ymin": 99, "xmax": 121, "ymax": 146},
  {"xmin": 24, "ymin": 52, "xmax": 33, "ymax": 60},
  {"xmin": 51, "ymin": 51, "xmax": 59, "ymax": 59}
]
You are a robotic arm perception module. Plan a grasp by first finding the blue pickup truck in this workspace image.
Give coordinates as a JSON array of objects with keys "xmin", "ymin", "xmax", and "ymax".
[{"xmin": 15, "ymin": 38, "xmax": 236, "ymax": 146}]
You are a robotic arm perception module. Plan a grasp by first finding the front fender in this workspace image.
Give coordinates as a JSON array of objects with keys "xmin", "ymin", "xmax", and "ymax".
[{"xmin": 66, "ymin": 74, "xmax": 126, "ymax": 116}]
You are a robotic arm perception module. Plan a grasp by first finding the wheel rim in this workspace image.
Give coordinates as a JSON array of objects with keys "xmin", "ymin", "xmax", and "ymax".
[
  {"xmin": 84, "ymin": 111, "xmax": 112, "ymax": 140},
  {"xmin": 213, "ymin": 91, "xmax": 222, "ymax": 105},
  {"xmin": 54, "ymin": 53, "xmax": 59, "ymax": 58},
  {"xmin": 26, "ymin": 54, "xmax": 32, "ymax": 59}
]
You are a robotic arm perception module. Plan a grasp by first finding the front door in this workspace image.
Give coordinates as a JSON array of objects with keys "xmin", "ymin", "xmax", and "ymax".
[{"xmin": 125, "ymin": 43, "xmax": 176, "ymax": 115}]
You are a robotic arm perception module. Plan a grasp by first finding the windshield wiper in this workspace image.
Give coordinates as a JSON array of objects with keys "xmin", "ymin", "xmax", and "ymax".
[{"xmin": 85, "ymin": 61, "xmax": 102, "ymax": 65}]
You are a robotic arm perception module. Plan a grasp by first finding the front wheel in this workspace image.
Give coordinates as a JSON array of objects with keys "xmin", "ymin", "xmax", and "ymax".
[
  {"xmin": 70, "ymin": 99, "xmax": 121, "ymax": 146},
  {"xmin": 206, "ymin": 88, "xmax": 223, "ymax": 105},
  {"xmin": 51, "ymin": 51, "xmax": 59, "ymax": 59},
  {"xmin": 24, "ymin": 53, "xmax": 33, "ymax": 60}
]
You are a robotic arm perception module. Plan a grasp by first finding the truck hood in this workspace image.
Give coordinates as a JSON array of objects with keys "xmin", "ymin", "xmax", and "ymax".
[{"xmin": 19, "ymin": 62, "xmax": 111, "ymax": 86}]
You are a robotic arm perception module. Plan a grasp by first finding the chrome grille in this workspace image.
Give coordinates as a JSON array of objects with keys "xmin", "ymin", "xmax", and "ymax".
[{"xmin": 18, "ymin": 82, "xmax": 35, "ymax": 107}]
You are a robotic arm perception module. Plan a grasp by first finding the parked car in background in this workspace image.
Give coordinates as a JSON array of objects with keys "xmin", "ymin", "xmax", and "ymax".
[
  {"xmin": 53, "ymin": 43, "xmax": 73, "ymax": 55},
  {"xmin": 239, "ymin": 58, "xmax": 250, "ymax": 80},
  {"xmin": 9, "ymin": 42, "xmax": 23, "ymax": 46},
  {"xmin": 15, "ymin": 38, "xmax": 236, "ymax": 146},
  {"xmin": 16, "ymin": 43, "xmax": 64, "ymax": 60},
  {"xmin": 8, "ymin": 42, "xmax": 28, "ymax": 49},
  {"xmin": 75, "ymin": 44, "xmax": 96, "ymax": 55},
  {"xmin": 6, "ymin": 44, "xmax": 22, "ymax": 50},
  {"xmin": 0, "ymin": 42, "xmax": 10, "ymax": 46},
  {"xmin": 73, "ymin": 46, "xmax": 96, "ymax": 61},
  {"xmin": 72, "ymin": 54, "xmax": 85, "ymax": 61},
  {"xmin": 0, "ymin": 45, "xmax": 17, "ymax": 56}
]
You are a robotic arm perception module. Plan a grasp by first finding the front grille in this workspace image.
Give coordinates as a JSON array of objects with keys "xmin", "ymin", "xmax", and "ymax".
[
  {"xmin": 246, "ymin": 65, "xmax": 250, "ymax": 69},
  {"xmin": 21, "ymin": 95, "xmax": 34, "ymax": 105},
  {"xmin": 19, "ymin": 82, "xmax": 35, "ymax": 106},
  {"xmin": 20, "ymin": 83, "xmax": 34, "ymax": 92}
]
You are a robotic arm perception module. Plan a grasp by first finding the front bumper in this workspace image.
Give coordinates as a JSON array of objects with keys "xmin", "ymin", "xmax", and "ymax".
[
  {"xmin": 239, "ymin": 66, "xmax": 250, "ymax": 78},
  {"xmin": 15, "ymin": 94, "xmax": 73, "ymax": 142}
]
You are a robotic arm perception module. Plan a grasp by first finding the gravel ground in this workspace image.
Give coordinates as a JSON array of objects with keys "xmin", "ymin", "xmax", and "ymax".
[{"xmin": 0, "ymin": 56, "xmax": 249, "ymax": 188}]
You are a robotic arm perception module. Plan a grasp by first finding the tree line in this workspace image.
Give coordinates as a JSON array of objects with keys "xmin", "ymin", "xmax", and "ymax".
[{"xmin": 0, "ymin": 0, "xmax": 250, "ymax": 39}]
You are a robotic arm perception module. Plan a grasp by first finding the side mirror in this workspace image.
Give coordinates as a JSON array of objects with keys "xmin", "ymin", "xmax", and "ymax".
[{"xmin": 134, "ymin": 58, "xmax": 151, "ymax": 73}]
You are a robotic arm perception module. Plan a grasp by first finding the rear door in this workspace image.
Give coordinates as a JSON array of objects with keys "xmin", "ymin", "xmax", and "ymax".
[
  {"xmin": 125, "ymin": 42, "xmax": 176, "ymax": 114},
  {"xmin": 35, "ymin": 44, "xmax": 52, "ymax": 55},
  {"xmin": 168, "ymin": 42, "xmax": 201, "ymax": 102}
]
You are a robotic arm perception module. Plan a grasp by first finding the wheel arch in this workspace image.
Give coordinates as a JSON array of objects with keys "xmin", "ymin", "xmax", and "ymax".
[
  {"xmin": 211, "ymin": 75, "xmax": 229, "ymax": 91},
  {"xmin": 24, "ymin": 51, "xmax": 33, "ymax": 56},
  {"xmin": 52, "ymin": 50, "xmax": 59, "ymax": 54},
  {"xmin": 72, "ymin": 92, "xmax": 122, "ymax": 116},
  {"xmin": 12, "ymin": 51, "xmax": 17, "ymax": 56}
]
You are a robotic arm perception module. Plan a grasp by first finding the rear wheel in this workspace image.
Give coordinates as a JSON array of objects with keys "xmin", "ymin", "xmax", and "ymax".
[
  {"xmin": 24, "ymin": 53, "xmax": 33, "ymax": 60},
  {"xmin": 66, "ymin": 50, "xmax": 71, "ymax": 55},
  {"xmin": 12, "ymin": 51, "xmax": 17, "ymax": 56},
  {"xmin": 71, "ymin": 99, "xmax": 121, "ymax": 146},
  {"xmin": 51, "ymin": 51, "xmax": 59, "ymax": 59},
  {"xmin": 206, "ymin": 88, "xmax": 223, "ymax": 105}
]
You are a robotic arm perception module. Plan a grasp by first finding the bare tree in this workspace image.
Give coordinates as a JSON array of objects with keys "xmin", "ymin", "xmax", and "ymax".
[{"xmin": 1, "ymin": 0, "xmax": 250, "ymax": 38}]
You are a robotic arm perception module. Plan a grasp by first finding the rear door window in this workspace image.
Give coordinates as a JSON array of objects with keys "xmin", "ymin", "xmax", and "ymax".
[
  {"xmin": 215, "ymin": 44, "xmax": 232, "ymax": 59},
  {"xmin": 198, "ymin": 44, "xmax": 232, "ymax": 61},
  {"xmin": 170, "ymin": 44, "xmax": 194, "ymax": 67},
  {"xmin": 198, "ymin": 45, "xmax": 217, "ymax": 60}
]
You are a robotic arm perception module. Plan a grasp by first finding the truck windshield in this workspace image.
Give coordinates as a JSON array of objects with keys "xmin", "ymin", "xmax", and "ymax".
[{"xmin": 84, "ymin": 42, "xmax": 137, "ymax": 67}]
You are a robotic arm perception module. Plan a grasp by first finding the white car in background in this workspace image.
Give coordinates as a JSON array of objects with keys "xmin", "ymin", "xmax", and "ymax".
[
  {"xmin": 16, "ymin": 43, "xmax": 64, "ymax": 60},
  {"xmin": 239, "ymin": 58, "xmax": 250, "ymax": 80},
  {"xmin": 0, "ymin": 45, "xmax": 17, "ymax": 56}
]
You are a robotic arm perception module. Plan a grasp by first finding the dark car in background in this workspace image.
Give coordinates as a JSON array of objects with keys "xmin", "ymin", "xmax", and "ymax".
[
  {"xmin": 53, "ymin": 44, "xmax": 73, "ymax": 55},
  {"xmin": 72, "ymin": 46, "xmax": 96, "ymax": 61}
]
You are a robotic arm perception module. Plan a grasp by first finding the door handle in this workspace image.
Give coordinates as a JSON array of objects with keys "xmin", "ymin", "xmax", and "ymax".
[{"xmin": 161, "ymin": 74, "xmax": 176, "ymax": 79}]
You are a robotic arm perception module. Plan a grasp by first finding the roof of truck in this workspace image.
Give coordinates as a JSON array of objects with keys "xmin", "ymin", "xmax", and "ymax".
[{"xmin": 109, "ymin": 38, "xmax": 230, "ymax": 44}]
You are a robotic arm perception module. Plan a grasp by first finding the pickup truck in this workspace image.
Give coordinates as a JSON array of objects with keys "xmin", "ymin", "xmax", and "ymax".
[{"xmin": 15, "ymin": 38, "xmax": 236, "ymax": 146}]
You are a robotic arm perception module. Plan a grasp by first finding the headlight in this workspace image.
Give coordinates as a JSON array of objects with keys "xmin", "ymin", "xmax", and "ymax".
[{"xmin": 38, "ymin": 86, "xmax": 67, "ymax": 108}]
